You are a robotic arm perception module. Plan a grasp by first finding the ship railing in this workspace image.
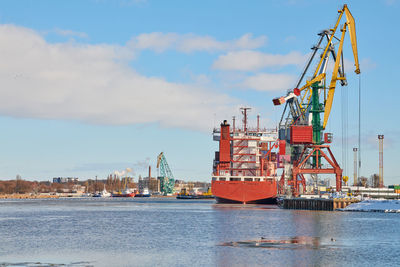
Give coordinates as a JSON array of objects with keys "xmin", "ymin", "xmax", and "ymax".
[
  {"xmin": 212, "ymin": 176, "xmax": 276, "ymax": 182},
  {"xmin": 213, "ymin": 128, "xmax": 278, "ymax": 134}
]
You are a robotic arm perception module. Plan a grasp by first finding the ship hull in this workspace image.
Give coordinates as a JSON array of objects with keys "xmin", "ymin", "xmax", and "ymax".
[
  {"xmin": 135, "ymin": 194, "xmax": 151, "ymax": 197},
  {"xmin": 112, "ymin": 192, "xmax": 135, "ymax": 197},
  {"xmin": 215, "ymin": 196, "xmax": 276, "ymax": 204},
  {"xmin": 212, "ymin": 180, "xmax": 277, "ymax": 204}
]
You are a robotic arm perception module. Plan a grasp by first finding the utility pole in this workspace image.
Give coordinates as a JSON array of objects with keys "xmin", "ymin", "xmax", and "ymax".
[
  {"xmin": 378, "ymin": 135, "xmax": 384, "ymax": 188},
  {"xmin": 353, "ymin": 148, "xmax": 358, "ymax": 186},
  {"xmin": 95, "ymin": 175, "xmax": 98, "ymax": 193}
]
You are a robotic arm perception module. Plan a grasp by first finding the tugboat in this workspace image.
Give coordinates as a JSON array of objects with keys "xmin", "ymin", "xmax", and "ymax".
[
  {"xmin": 135, "ymin": 188, "xmax": 151, "ymax": 197},
  {"xmin": 112, "ymin": 176, "xmax": 135, "ymax": 197},
  {"xmin": 176, "ymin": 188, "xmax": 214, "ymax": 199},
  {"xmin": 112, "ymin": 189, "xmax": 135, "ymax": 198}
]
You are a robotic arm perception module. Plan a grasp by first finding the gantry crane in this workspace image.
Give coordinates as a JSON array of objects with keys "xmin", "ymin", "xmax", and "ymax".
[
  {"xmin": 157, "ymin": 152, "xmax": 175, "ymax": 195},
  {"xmin": 273, "ymin": 4, "xmax": 360, "ymax": 195}
]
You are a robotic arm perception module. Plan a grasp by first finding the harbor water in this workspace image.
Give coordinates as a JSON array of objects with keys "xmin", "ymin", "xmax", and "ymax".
[{"xmin": 0, "ymin": 198, "xmax": 399, "ymax": 266}]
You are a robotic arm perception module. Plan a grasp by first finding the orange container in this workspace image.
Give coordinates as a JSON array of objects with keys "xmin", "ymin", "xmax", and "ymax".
[
  {"xmin": 279, "ymin": 140, "xmax": 286, "ymax": 155},
  {"xmin": 290, "ymin": 125, "xmax": 313, "ymax": 144}
]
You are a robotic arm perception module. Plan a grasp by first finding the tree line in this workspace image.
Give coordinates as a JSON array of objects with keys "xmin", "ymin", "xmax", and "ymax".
[{"xmin": 0, "ymin": 176, "xmax": 138, "ymax": 195}]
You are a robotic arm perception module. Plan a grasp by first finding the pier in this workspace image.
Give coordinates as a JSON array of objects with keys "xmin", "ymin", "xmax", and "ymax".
[{"xmin": 282, "ymin": 197, "xmax": 360, "ymax": 211}]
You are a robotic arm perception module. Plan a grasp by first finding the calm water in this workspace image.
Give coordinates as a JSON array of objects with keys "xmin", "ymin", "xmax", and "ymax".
[{"xmin": 0, "ymin": 198, "xmax": 399, "ymax": 267}]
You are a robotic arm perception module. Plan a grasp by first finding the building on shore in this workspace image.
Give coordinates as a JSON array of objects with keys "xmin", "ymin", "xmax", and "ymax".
[
  {"xmin": 53, "ymin": 177, "xmax": 79, "ymax": 184},
  {"xmin": 138, "ymin": 166, "xmax": 160, "ymax": 194},
  {"xmin": 138, "ymin": 176, "xmax": 160, "ymax": 194},
  {"xmin": 174, "ymin": 180, "xmax": 211, "ymax": 195}
]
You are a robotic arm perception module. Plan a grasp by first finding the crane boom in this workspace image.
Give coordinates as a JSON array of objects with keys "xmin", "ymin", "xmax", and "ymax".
[
  {"xmin": 344, "ymin": 5, "xmax": 360, "ymax": 74},
  {"xmin": 323, "ymin": 23, "xmax": 347, "ymax": 129},
  {"xmin": 322, "ymin": 4, "xmax": 361, "ymax": 129},
  {"xmin": 274, "ymin": 4, "xmax": 360, "ymax": 132}
]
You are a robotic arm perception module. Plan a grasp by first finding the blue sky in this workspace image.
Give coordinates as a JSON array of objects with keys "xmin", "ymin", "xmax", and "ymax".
[{"xmin": 0, "ymin": 0, "xmax": 398, "ymax": 184}]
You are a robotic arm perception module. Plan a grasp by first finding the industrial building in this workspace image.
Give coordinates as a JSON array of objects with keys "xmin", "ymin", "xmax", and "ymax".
[{"xmin": 138, "ymin": 166, "xmax": 160, "ymax": 194}]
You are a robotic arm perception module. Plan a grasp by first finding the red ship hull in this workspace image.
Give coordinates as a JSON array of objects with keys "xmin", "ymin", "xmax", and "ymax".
[
  {"xmin": 212, "ymin": 180, "xmax": 277, "ymax": 204},
  {"xmin": 112, "ymin": 192, "xmax": 135, "ymax": 197}
]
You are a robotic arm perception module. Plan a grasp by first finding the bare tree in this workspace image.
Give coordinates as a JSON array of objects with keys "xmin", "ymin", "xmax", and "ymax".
[{"xmin": 369, "ymin": 174, "xmax": 379, "ymax": 188}]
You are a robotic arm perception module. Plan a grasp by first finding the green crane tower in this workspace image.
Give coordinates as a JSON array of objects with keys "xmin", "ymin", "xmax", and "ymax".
[
  {"xmin": 310, "ymin": 82, "xmax": 324, "ymax": 167},
  {"xmin": 156, "ymin": 152, "xmax": 175, "ymax": 195}
]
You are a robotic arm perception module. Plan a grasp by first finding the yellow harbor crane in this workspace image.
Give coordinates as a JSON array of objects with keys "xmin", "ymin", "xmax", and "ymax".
[
  {"xmin": 274, "ymin": 4, "xmax": 360, "ymax": 130},
  {"xmin": 273, "ymin": 4, "xmax": 361, "ymax": 194}
]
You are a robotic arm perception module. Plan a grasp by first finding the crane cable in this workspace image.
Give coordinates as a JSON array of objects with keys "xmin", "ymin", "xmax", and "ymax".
[
  {"xmin": 358, "ymin": 74, "xmax": 361, "ymax": 181},
  {"xmin": 341, "ymin": 83, "xmax": 349, "ymax": 181}
]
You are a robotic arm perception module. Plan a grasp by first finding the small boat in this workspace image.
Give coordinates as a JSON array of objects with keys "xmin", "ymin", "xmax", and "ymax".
[
  {"xmin": 93, "ymin": 185, "xmax": 111, "ymax": 197},
  {"xmin": 176, "ymin": 188, "xmax": 214, "ymax": 199},
  {"xmin": 176, "ymin": 194, "xmax": 214, "ymax": 199},
  {"xmin": 135, "ymin": 188, "xmax": 151, "ymax": 197}
]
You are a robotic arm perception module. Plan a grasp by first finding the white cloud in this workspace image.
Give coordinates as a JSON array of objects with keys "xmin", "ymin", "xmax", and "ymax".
[
  {"xmin": 128, "ymin": 32, "xmax": 267, "ymax": 53},
  {"xmin": 92, "ymin": 0, "xmax": 147, "ymax": 6},
  {"xmin": 284, "ymin": 35, "xmax": 297, "ymax": 43},
  {"xmin": 359, "ymin": 58, "xmax": 376, "ymax": 72},
  {"xmin": 53, "ymin": 28, "xmax": 88, "ymax": 39},
  {"xmin": 212, "ymin": 50, "xmax": 306, "ymax": 71},
  {"xmin": 384, "ymin": 0, "xmax": 398, "ymax": 6},
  {"xmin": 325, "ymin": 56, "xmax": 372, "ymax": 74},
  {"xmin": 241, "ymin": 73, "xmax": 297, "ymax": 91},
  {"xmin": 0, "ymin": 24, "xmax": 237, "ymax": 131},
  {"xmin": 132, "ymin": 32, "xmax": 178, "ymax": 52}
]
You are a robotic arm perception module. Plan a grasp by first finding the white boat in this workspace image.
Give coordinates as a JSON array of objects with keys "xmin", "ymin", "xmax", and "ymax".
[
  {"xmin": 99, "ymin": 188, "xmax": 111, "ymax": 197},
  {"xmin": 94, "ymin": 185, "xmax": 111, "ymax": 197}
]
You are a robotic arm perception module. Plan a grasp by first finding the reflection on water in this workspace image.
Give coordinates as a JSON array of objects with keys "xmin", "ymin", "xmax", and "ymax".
[
  {"xmin": 0, "ymin": 261, "xmax": 93, "ymax": 267},
  {"xmin": 212, "ymin": 203, "xmax": 278, "ymax": 210},
  {"xmin": 220, "ymin": 236, "xmax": 325, "ymax": 250},
  {"xmin": 0, "ymin": 198, "xmax": 399, "ymax": 267}
]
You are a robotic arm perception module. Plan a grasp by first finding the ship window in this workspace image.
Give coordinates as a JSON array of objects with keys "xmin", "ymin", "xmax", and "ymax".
[
  {"xmin": 255, "ymin": 178, "xmax": 260, "ymax": 181},
  {"xmin": 212, "ymin": 177, "xmax": 217, "ymax": 181},
  {"xmin": 219, "ymin": 178, "xmax": 226, "ymax": 181},
  {"xmin": 230, "ymin": 178, "xmax": 241, "ymax": 181},
  {"xmin": 244, "ymin": 178, "xmax": 253, "ymax": 181}
]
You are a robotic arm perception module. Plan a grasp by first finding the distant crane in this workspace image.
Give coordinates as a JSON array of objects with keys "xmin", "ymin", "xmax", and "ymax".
[{"xmin": 157, "ymin": 152, "xmax": 175, "ymax": 195}]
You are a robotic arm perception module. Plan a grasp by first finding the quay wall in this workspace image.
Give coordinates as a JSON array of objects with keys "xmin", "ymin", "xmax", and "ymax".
[{"xmin": 282, "ymin": 198, "xmax": 359, "ymax": 211}]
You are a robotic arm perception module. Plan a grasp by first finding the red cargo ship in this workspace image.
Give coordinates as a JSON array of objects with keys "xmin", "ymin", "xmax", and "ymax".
[{"xmin": 211, "ymin": 108, "xmax": 279, "ymax": 204}]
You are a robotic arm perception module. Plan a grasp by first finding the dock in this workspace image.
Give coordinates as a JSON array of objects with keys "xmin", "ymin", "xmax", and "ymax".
[{"xmin": 281, "ymin": 197, "xmax": 359, "ymax": 211}]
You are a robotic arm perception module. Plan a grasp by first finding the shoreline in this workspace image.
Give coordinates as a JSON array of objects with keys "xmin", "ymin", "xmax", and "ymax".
[
  {"xmin": 0, "ymin": 194, "xmax": 59, "ymax": 199},
  {"xmin": 0, "ymin": 194, "xmax": 179, "ymax": 199}
]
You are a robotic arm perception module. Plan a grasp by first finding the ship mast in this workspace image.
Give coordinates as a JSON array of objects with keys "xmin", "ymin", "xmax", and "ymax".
[{"xmin": 240, "ymin": 107, "xmax": 251, "ymax": 132}]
